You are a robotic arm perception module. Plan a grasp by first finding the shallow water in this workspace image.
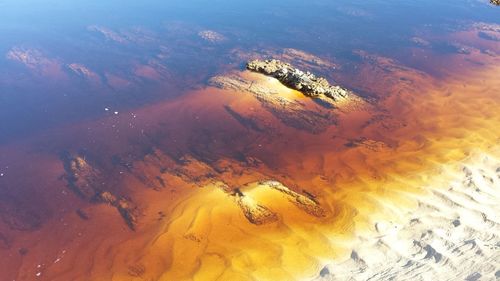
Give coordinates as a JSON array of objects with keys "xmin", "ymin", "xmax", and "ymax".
[{"xmin": 0, "ymin": 1, "xmax": 499, "ymax": 280}]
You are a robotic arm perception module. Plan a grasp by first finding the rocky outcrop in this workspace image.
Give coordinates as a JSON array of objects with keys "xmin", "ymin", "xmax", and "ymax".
[{"xmin": 246, "ymin": 59, "xmax": 351, "ymax": 101}]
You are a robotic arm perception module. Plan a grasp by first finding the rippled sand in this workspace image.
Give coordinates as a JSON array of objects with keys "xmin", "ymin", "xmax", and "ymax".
[{"xmin": 316, "ymin": 150, "xmax": 500, "ymax": 281}]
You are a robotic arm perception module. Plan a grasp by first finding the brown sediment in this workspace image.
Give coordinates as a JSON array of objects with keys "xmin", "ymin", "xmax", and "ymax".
[{"xmin": 0, "ymin": 32, "xmax": 499, "ymax": 281}]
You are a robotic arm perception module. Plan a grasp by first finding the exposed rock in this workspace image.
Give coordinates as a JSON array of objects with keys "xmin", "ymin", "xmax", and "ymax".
[
  {"xmin": 490, "ymin": 0, "xmax": 500, "ymax": 6},
  {"xmin": 246, "ymin": 59, "xmax": 351, "ymax": 101}
]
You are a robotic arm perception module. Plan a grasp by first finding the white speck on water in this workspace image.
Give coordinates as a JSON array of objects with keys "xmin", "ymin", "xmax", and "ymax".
[
  {"xmin": 35, "ymin": 272, "xmax": 41, "ymax": 277},
  {"xmin": 114, "ymin": 111, "xmax": 119, "ymax": 115},
  {"xmin": 104, "ymin": 107, "xmax": 109, "ymax": 111},
  {"xmin": 0, "ymin": 173, "xmax": 4, "ymax": 177}
]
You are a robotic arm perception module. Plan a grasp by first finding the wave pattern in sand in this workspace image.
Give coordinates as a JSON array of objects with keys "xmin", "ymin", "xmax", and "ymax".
[{"xmin": 316, "ymin": 152, "xmax": 500, "ymax": 281}]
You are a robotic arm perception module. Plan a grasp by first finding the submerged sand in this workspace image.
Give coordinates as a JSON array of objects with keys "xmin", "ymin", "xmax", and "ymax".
[{"xmin": 0, "ymin": 25, "xmax": 499, "ymax": 280}]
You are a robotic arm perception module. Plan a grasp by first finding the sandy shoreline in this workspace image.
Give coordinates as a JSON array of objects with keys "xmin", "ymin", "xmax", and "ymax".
[{"xmin": 315, "ymin": 149, "xmax": 500, "ymax": 281}]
